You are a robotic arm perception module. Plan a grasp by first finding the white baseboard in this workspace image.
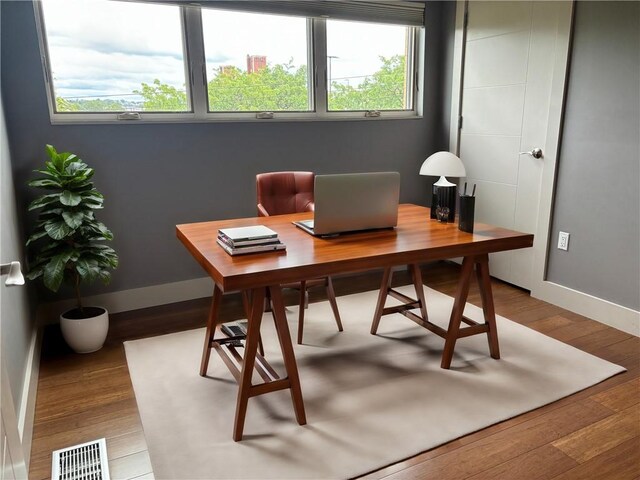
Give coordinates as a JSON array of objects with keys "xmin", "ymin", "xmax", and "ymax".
[
  {"xmin": 532, "ymin": 280, "xmax": 640, "ymax": 336},
  {"xmin": 37, "ymin": 276, "xmax": 214, "ymax": 325},
  {"xmin": 17, "ymin": 327, "xmax": 41, "ymax": 470},
  {"xmin": 37, "ymin": 265, "xmax": 640, "ymax": 338},
  {"xmin": 35, "ymin": 266, "xmax": 414, "ymax": 325}
]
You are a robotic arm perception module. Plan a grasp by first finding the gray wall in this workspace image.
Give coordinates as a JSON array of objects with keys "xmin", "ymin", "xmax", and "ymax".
[
  {"xmin": 1, "ymin": 96, "xmax": 35, "ymax": 414},
  {"xmin": 547, "ymin": 1, "xmax": 640, "ymax": 310},
  {"xmin": 1, "ymin": 1, "xmax": 453, "ymax": 300}
]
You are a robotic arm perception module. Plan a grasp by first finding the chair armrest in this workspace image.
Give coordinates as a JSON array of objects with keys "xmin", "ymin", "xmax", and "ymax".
[{"xmin": 257, "ymin": 203, "xmax": 270, "ymax": 217}]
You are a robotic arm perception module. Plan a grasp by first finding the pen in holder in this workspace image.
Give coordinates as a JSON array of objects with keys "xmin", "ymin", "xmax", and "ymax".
[{"xmin": 458, "ymin": 195, "xmax": 475, "ymax": 233}]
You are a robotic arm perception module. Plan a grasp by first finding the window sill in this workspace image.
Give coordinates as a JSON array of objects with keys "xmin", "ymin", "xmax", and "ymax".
[{"xmin": 48, "ymin": 111, "xmax": 422, "ymax": 125}]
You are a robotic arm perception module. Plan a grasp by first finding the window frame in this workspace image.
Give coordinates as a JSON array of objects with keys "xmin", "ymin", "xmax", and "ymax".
[
  {"xmin": 34, "ymin": 0, "xmax": 424, "ymax": 124},
  {"xmin": 34, "ymin": 0, "xmax": 194, "ymax": 121}
]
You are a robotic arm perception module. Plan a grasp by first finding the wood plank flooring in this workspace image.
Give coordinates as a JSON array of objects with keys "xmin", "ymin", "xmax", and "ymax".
[{"xmin": 29, "ymin": 261, "xmax": 640, "ymax": 480}]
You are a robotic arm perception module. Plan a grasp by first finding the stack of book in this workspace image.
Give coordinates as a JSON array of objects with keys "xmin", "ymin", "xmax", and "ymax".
[{"xmin": 217, "ymin": 225, "xmax": 286, "ymax": 256}]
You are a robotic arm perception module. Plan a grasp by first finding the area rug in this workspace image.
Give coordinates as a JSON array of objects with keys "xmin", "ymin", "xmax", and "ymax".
[{"xmin": 124, "ymin": 285, "xmax": 625, "ymax": 479}]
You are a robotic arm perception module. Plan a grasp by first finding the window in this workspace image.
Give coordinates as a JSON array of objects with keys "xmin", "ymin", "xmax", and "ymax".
[
  {"xmin": 41, "ymin": 0, "xmax": 188, "ymax": 113},
  {"xmin": 36, "ymin": 0, "xmax": 424, "ymax": 122},
  {"xmin": 326, "ymin": 20, "xmax": 413, "ymax": 112},
  {"xmin": 201, "ymin": 9, "xmax": 311, "ymax": 112}
]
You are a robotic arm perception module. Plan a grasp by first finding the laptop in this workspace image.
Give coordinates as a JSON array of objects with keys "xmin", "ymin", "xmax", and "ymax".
[{"xmin": 294, "ymin": 172, "xmax": 400, "ymax": 236}]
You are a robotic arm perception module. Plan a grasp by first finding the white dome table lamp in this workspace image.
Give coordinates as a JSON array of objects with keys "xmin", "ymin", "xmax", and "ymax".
[{"xmin": 419, "ymin": 151, "xmax": 466, "ymax": 222}]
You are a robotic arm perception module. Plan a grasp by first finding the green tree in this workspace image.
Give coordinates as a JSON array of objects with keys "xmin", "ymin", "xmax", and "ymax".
[
  {"xmin": 134, "ymin": 79, "xmax": 188, "ymax": 111},
  {"xmin": 208, "ymin": 61, "xmax": 308, "ymax": 111},
  {"xmin": 131, "ymin": 55, "xmax": 407, "ymax": 113},
  {"xmin": 56, "ymin": 97, "xmax": 79, "ymax": 112},
  {"xmin": 329, "ymin": 55, "xmax": 407, "ymax": 111},
  {"xmin": 56, "ymin": 97, "xmax": 125, "ymax": 112}
]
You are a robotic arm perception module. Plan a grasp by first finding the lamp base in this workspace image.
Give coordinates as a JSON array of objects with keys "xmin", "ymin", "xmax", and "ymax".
[{"xmin": 430, "ymin": 184, "xmax": 457, "ymax": 222}]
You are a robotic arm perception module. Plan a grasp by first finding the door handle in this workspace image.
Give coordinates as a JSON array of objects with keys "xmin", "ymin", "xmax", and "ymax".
[
  {"xmin": 519, "ymin": 148, "xmax": 543, "ymax": 159},
  {"xmin": 0, "ymin": 261, "xmax": 25, "ymax": 286}
]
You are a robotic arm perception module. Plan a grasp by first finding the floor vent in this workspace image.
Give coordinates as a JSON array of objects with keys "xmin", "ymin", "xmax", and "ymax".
[{"xmin": 52, "ymin": 438, "xmax": 110, "ymax": 480}]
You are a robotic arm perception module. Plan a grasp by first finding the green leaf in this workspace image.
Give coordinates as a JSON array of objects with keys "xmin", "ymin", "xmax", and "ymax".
[
  {"xmin": 57, "ymin": 152, "xmax": 78, "ymax": 172},
  {"xmin": 43, "ymin": 251, "xmax": 73, "ymax": 292},
  {"xmin": 26, "ymin": 257, "xmax": 50, "ymax": 272},
  {"xmin": 44, "ymin": 220, "xmax": 74, "ymax": 240},
  {"xmin": 34, "ymin": 168, "xmax": 57, "ymax": 177},
  {"xmin": 60, "ymin": 190, "xmax": 82, "ymax": 206},
  {"xmin": 26, "ymin": 230, "xmax": 49, "ymax": 246},
  {"xmin": 82, "ymin": 193, "xmax": 103, "ymax": 203},
  {"xmin": 98, "ymin": 270, "xmax": 111, "ymax": 284},
  {"xmin": 45, "ymin": 144, "xmax": 57, "ymax": 162},
  {"xmin": 28, "ymin": 193, "xmax": 60, "ymax": 211},
  {"xmin": 25, "ymin": 268, "xmax": 44, "ymax": 281},
  {"xmin": 45, "ymin": 161, "xmax": 60, "ymax": 176},
  {"xmin": 76, "ymin": 258, "xmax": 100, "ymax": 282},
  {"xmin": 62, "ymin": 211, "xmax": 84, "ymax": 229},
  {"xmin": 82, "ymin": 190, "xmax": 103, "ymax": 199},
  {"xmin": 34, "ymin": 244, "xmax": 69, "ymax": 258},
  {"xmin": 94, "ymin": 223, "xmax": 113, "ymax": 240},
  {"xmin": 64, "ymin": 178, "xmax": 92, "ymax": 190},
  {"xmin": 39, "ymin": 208, "xmax": 63, "ymax": 216},
  {"xmin": 84, "ymin": 201, "xmax": 104, "ymax": 210},
  {"xmin": 64, "ymin": 161, "xmax": 84, "ymax": 175},
  {"xmin": 28, "ymin": 178, "xmax": 62, "ymax": 189}
]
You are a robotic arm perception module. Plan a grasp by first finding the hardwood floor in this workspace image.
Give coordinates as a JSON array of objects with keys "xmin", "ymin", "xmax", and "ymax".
[{"xmin": 29, "ymin": 261, "xmax": 640, "ymax": 480}]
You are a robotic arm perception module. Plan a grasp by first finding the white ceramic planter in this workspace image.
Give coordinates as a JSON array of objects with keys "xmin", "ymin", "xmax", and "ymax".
[{"xmin": 60, "ymin": 307, "xmax": 109, "ymax": 354}]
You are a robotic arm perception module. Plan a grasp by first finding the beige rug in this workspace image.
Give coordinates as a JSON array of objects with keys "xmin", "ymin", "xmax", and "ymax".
[{"xmin": 124, "ymin": 285, "xmax": 624, "ymax": 479}]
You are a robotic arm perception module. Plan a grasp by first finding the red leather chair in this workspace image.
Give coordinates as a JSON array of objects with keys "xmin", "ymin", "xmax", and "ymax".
[{"xmin": 256, "ymin": 171, "xmax": 343, "ymax": 344}]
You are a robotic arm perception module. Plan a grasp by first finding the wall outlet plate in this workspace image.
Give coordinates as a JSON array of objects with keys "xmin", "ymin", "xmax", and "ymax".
[{"xmin": 558, "ymin": 231, "xmax": 570, "ymax": 251}]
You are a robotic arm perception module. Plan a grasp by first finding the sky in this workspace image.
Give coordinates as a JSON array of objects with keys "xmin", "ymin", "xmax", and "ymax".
[{"xmin": 42, "ymin": 0, "xmax": 409, "ymax": 102}]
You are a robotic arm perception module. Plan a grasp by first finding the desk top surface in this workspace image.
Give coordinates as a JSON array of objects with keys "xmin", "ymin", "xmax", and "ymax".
[{"xmin": 176, "ymin": 204, "xmax": 533, "ymax": 291}]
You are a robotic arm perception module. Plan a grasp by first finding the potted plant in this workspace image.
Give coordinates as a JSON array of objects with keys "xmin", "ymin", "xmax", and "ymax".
[{"xmin": 26, "ymin": 145, "xmax": 118, "ymax": 353}]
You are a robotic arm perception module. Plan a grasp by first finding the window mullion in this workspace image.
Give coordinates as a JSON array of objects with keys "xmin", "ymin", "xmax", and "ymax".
[
  {"xmin": 415, "ymin": 27, "xmax": 425, "ymax": 117},
  {"xmin": 312, "ymin": 19, "xmax": 328, "ymax": 116},
  {"xmin": 183, "ymin": 6, "xmax": 208, "ymax": 118},
  {"xmin": 33, "ymin": 1, "xmax": 57, "ymax": 120},
  {"xmin": 405, "ymin": 27, "xmax": 416, "ymax": 110}
]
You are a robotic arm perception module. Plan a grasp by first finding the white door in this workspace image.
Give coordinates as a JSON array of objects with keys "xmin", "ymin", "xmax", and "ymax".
[
  {"xmin": 1, "ymin": 98, "xmax": 28, "ymax": 479},
  {"xmin": 1, "ymin": 364, "xmax": 27, "ymax": 480},
  {"xmin": 456, "ymin": 1, "xmax": 573, "ymax": 289}
]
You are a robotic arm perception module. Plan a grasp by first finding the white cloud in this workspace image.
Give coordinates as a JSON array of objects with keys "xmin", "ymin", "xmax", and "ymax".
[
  {"xmin": 43, "ymin": 0, "xmax": 186, "ymax": 98},
  {"xmin": 42, "ymin": 0, "xmax": 410, "ymax": 99}
]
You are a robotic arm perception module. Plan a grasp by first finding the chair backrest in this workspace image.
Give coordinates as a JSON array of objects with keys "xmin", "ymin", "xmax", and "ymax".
[{"xmin": 256, "ymin": 171, "xmax": 315, "ymax": 216}]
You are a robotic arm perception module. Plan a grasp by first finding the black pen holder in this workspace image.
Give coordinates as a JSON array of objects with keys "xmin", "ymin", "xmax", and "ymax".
[{"xmin": 458, "ymin": 195, "xmax": 475, "ymax": 233}]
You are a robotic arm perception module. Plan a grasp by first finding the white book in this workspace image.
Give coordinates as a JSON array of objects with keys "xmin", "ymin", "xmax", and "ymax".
[
  {"xmin": 218, "ymin": 225, "xmax": 278, "ymax": 242},
  {"xmin": 217, "ymin": 234, "xmax": 281, "ymax": 248},
  {"xmin": 217, "ymin": 238, "xmax": 286, "ymax": 256}
]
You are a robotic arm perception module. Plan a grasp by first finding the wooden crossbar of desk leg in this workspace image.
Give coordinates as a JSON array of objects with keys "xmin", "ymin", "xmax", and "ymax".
[
  {"xmin": 199, "ymin": 284, "xmax": 303, "ymax": 441},
  {"xmin": 371, "ymin": 266, "xmax": 429, "ymax": 335},
  {"xmin": 369, "ymin": 256, "xmax": 501, "ymax": 370}
]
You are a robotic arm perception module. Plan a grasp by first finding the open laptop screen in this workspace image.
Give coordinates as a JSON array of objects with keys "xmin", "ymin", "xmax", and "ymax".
[{"xmin": 296, "ymin": 172, "xmax": 400, "ymax": 236}]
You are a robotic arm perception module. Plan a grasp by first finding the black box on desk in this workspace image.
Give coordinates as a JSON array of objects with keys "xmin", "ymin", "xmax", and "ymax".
[{"xmin": 430, "ymin": 185, "xmax": 457, "ymax": 222}]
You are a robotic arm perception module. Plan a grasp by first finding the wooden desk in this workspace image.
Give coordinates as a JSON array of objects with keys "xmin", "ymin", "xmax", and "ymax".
[{"xmin": 176, "ymin": 204, "xmax": 533, "ymax": 441}]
